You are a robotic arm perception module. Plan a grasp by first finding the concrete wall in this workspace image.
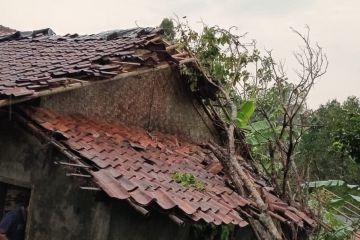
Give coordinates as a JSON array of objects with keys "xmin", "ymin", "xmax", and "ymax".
[{"xmin": 41, "ymin": 66, "xmax": 218, "ymax": 143}]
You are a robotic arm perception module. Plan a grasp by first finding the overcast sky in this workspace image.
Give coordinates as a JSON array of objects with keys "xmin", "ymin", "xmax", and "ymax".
[{"xmin": 1, "ymin": 0, "xmax": 359, "ymax": 108}]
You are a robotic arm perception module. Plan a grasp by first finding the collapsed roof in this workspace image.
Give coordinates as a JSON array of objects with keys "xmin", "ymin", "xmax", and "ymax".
[
  {"xmin": 0, "ymin": 26, "xmax": 315, "ymax": 230},
  {"xmin": 19, "ymin": 107, "xmax": 315, "ymax": 228}
]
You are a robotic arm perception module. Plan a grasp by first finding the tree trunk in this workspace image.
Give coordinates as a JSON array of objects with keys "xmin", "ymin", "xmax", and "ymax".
[{"xmin": 216, "ymin": 90, "xmax": 283, "ymax": 240}]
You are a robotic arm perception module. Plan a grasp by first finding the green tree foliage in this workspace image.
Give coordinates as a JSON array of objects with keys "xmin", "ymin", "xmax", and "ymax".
[
  {"xmin": 174, "ymin": 21, "xmax": 259, "ymax": 91},
  {"xmin": 332, "ymin": 97, "xmax": 360, "ymax": 163},
  {"xmin": 175, "ymin": 19, "xmax": 328, "ymax": 196},
  {"xmin": 298, "ymin": 97, "xmax": 360, "ymax": 183},
  {"xmin": 243, "ymin": 83, "xmax": 305, "ymax": 175},
  {"xmin": 159, "ymin": 18, "xmax": 175, "ymax": 41},
  {"xmin": 236, "ymin": 100, "xmax": 255, "ymax": 128},
  {"xmin": 174, "ymin": 20, "xmax": 293, "ymax": 239},
  {"xmin": 170, "ymin": 18, "xmax": 360, "ymax": 237},
  {"xmin": 307, "ymin": 181, "xmax": 360, "ymax": 240}
]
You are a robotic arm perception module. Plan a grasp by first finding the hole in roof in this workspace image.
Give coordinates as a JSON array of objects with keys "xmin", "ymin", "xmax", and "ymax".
[
  {"xmin": 52, "ymin": 131, "xmax": 68, "ymax": 141},
  {"xmin": 93, "ymin": 56, "xmax": 111, "ymax": 65},
  {"xmin": 142, "ymin": 156, "xmax": 156, "ymax": 166},
  {"xmin": 201, "ymin": 159, "xmax": 210, "ymax": 166}
]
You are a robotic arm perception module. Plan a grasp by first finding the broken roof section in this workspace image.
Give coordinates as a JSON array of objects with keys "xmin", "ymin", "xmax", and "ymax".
[
  {"xmin": 20, "ymin": 107, "xmax": 316, "ymax": 228},
  {"xmin": 1, "ymin": 25, "xmax": 315, "ymax": 230},
  {"xmin": 0, "ymin": 27, "xmax": 189, "ymax": 106}
]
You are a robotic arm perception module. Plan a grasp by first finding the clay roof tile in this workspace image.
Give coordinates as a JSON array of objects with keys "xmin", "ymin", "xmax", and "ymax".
[{"xmin": 21, "ymin": 107, "xmax": 314, "ymax": 228}]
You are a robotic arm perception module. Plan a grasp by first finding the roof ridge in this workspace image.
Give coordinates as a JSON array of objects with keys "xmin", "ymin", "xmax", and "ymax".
[{"xmin": 0, "ymin": 26, "xmax": 162, "ymax": 42}]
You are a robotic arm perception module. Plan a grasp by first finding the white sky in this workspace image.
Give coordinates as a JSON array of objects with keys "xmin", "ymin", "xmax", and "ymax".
[{"xmin": 1, "ymin": 0, "xmax": 359, "ymax": 108}]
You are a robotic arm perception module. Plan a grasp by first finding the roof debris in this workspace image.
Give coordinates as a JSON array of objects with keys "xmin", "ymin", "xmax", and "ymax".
[{"xmin": 20, "ymin": 107, "xmax": 316, "ymax": 228}]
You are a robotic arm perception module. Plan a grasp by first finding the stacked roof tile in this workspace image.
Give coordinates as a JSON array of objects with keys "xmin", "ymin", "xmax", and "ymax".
[
  {"xmin": 21, "ymin": 107, "xmax": 316, "ymax": 228},
  {"xmin": 0, "ymin": 28, "xmax": 178, "ymax": 101}
]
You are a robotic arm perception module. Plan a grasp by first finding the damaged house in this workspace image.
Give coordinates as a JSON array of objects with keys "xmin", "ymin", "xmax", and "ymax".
[{"xmin": 0, "ymin": 26, "xmax": 315, "ymax": 240}]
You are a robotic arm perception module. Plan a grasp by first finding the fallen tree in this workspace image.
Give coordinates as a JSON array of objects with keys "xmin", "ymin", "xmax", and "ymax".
[{"xmin": 163, "ymin": 18, "xmax": 328, "ymax": 239}]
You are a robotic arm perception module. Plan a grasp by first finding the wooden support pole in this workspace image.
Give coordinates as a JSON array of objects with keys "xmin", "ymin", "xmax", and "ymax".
[
  {"xmin": 268, "ymin": 211, "xmax": 287, "ymax": 222},
  {"xmin": 173, "ymin": 57, "xmax": 186, "ymax": 61},
  {"xmin": 179, "ymin": 58, "xmax": 196, "ymax": 65},
  {"xmin": 80, "ymin": 187, "xmax": 101, "ymax": 191},
  {"xmin": 66, "ymin": 173, "xmax": 92, "ymax": 178},
  {"xmin": 148, "ymin": 36, "xmax": 162, "ymax": 43},
  {"xmin": 55, "ymin": 161, "xmax": 91, "ymax": 168},
  {"xmin": 165, "ymin": 44, "xmax": 179, "ymax": 51},
  {"xmin": 116, "ymin": 61, "xmax": 142, "ymax": 66},
  {"xmin": 172, "ymin": 52, "xmax": 188, "ymax": 58},
  {"xmin": 50, "ymin": 141, "xmax": 82, "ymax": 162}
]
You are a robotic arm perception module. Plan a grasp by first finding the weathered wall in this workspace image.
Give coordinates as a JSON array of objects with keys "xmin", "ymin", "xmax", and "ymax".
[
  {"xmin": 41, "ymin": 66, "xmax": 218, "ymax": 143},
  {"xmin": 0, "ymin": 118, "xmax": 112, "ymax": 240},
  {"xmin": 108, "ymin": 200, "xmax": 190, "ymax": 240},
  {"xmin": 108, "ymin": 200, "xmax": 254, "ymax": 240},
  {"xmin": 0, "ymin": 119, "xmax": 228, "ymax": 240}
]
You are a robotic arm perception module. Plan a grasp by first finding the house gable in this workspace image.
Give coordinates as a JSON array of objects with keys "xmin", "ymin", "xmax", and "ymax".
[
  {"xmin": 41, "ymin": 65, "xmax": 217, "ymax": 143},
  {"xmin": 0, "ymin": 27, "xmax": 217, "ymax": 143}
]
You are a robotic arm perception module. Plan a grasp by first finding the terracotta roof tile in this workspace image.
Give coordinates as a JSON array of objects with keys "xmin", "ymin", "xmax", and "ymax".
[
  {"xmin": 22, "ymin": 107, "xmax": 315, "ymax": 228},
  {"xmin": 129, "ymin": 188, "xmax": 154, "ymax": 206},
  {"xmin": 0, "ymin": 28, "xmax": 181, "ymax": 103},
  {"xmin": 92, "ymin": 170, "xmax": 130, "ymax": 199}
]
